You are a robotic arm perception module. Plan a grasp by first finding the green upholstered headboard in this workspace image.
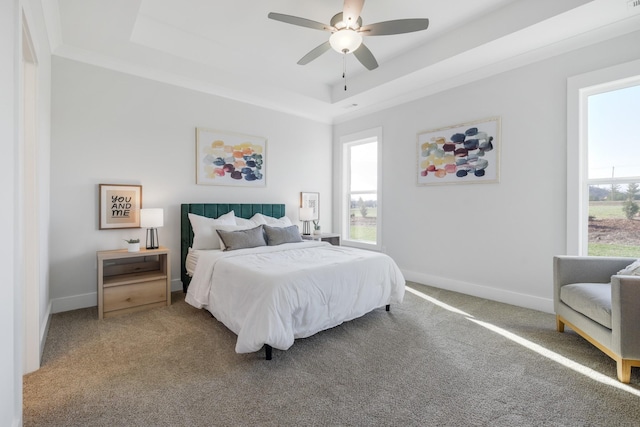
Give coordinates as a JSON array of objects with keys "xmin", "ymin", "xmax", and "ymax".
[{"xmin": 180, "ymin": 203, "xmax": 286, "ymax": 292}]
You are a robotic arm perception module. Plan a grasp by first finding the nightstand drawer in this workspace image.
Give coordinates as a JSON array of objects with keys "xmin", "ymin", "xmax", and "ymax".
[{"xmin": 104, "ymin": 279, "xmax": 167, "ymax": 313}]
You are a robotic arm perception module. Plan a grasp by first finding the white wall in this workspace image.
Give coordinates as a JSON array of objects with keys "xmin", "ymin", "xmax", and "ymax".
[
  {"xmin": 334, "ymin": 30, "xmax": 640, "ymax": 313},
  {"xmin": 50, "ymin": 57, "xmax": 332, "ymax": 310}
]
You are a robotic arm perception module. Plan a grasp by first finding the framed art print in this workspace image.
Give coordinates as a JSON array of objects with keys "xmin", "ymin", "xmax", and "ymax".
[
  {"xmin": 417, "ymin": 117, "xmax": 500, "ymax": 185},
  {"xmin": 196, "ymin": 128, "xmax": 266, "ymax": 187},
  {"xmin": 99, "ymin": 184, "xmax": 142, "ymax": 229},
  {"xmin": 300, "ymin": 192, "xmax": 319, "ymax": 220}
]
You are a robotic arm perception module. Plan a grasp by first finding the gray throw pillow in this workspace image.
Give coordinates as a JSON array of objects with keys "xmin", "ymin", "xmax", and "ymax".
[
  {"xmin": 264, "ymin": 224, "xmax": 303, "ymax": 246},
  {"xmin": 216, "ymin": 225, "xmax": 266, "ymax": 251}
]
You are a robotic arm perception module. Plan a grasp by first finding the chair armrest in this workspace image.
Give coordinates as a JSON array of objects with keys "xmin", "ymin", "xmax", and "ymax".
[
  {"xmin": 611, "ymin": 275, "xmax": 640, "ymax": 357},
  {"xmin": 553, "ymin": 256, "xmax": 635, "ymax": 311}
]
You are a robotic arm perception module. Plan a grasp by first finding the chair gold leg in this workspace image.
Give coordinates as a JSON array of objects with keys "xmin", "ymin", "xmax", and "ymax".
[
  {"xmin": 617, "ymin": 359, "xmax": 631, "ymax": 384},
  {"xmin": 556, "ymin": 315, "xmax": 565, "ymax": 333}
]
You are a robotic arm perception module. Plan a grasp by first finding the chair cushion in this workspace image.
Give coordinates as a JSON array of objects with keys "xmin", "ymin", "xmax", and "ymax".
[{"xmin": 560, "ymin": 282, "xmax": 612, "ymax": 329}]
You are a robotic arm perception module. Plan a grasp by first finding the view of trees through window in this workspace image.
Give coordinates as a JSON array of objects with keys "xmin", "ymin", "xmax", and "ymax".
[
  {"xmin": 587, "ymin": 83, "xmax": 640, "ymax": 257},
  {"xmin": 345, "ymin": 138, "xmax": 378, "ymax": 245},
  {"xmin": 349, "ymin": 194, "xmax": 377, "ymax": 243},
  {"xmin": 589, "ymin": 183, "xmax": 640, "ymax": 256}
]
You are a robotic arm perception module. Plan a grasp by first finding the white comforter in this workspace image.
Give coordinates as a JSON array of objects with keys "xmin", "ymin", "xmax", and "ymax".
[{"xmin": 185, "ymin": 241, "xmax": 405, "ymax": 353}]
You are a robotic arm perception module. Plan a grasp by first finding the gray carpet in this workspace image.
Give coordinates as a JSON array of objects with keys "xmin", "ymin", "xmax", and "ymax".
[{"xmin": 23, "ymin": 282, "xmax": 640, "ymax": 426}]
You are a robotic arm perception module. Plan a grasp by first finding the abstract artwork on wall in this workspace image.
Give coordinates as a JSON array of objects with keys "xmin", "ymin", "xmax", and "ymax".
[
  {"xmin": 417, "ymin": 117, "xmax": 500, "ymax": 185},
  {"xmin": 99, "ymin": 184, "xmax": 142, "ymax": 229},
  {"xmin": 196, "ymin": 128, "xmax": 266, "ymax": 186}
]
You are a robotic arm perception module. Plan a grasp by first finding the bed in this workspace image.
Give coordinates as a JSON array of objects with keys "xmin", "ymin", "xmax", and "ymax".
[{"xmin": 181, "ymin": 203, "xmax": 406, "ymax": 359}]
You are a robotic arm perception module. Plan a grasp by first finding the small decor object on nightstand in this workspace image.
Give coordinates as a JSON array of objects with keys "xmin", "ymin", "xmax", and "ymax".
[
  {"xmin": 140, "ymin": 208, "xmax": 164, "ymax": 249},
  {"xmin": 124, "ymin": 238, "xmax": 140, "ymax": 252},
  {"xmin": 313, "ymin": 220, "xmax": 321, "ymax": 235}
]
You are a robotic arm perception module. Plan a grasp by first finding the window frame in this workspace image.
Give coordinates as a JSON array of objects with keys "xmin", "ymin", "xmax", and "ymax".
[
  {"xmin": 340, "ymin": 127, "xmax": 382, "ymax": 251},
  {"xmin": 567, "ymin": 59, "xmax": 640, "ymax": 255}
]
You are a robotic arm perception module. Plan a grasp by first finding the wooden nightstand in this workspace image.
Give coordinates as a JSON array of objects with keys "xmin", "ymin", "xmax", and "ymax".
[
  {"xmin": 97, "ymin": 246, "xmax": 171, "ymax": 319},
  {"xmin": 302, "ymin": 233, "xmax": 341, "ymax": 246}
]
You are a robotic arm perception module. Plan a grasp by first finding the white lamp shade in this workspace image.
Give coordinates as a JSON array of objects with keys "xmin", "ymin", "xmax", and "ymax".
[
  {"xmin": 299, "ymin": 207, "xmax": 314, "ymax": 221},
  {"xmin": 140, "ymin": 208, "xmax": 164, "ymax": 228},
  {"xmin": 329, "ymin": 29, "xmax": 362, "ymax": 53}
]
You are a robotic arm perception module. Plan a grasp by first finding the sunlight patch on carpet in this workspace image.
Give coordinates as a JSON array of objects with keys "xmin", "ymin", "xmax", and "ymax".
[
  {"xmin": 468, "ymin": 318, "xmax": 640, "ymax": 397},
  {"xmin": 406, "ymin": 286, "xmax": 473, "ymax": 317},
  {"xmin": 407, "ymin": 286, "xmax": 639, "ymax": 395}
]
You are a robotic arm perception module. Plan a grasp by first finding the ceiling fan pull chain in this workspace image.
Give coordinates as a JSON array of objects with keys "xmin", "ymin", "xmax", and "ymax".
[{"xmin": 342, "ymin": 50, "xmax": 347, "ymax": 91}]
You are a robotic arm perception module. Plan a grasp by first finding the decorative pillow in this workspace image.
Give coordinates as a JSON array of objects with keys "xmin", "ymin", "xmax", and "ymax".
[
  {"xmin": 264, "ymin": 225, "xmax": 303, "ymax": 246},
  {"xmin": 617, "ymin": 259, "xmax": 640, "ymax": 276},
  {"xmin": 250, "ymin": 213, "xmax": 293, "ymax": 227},
  {"xmin": 188, "ymin": 212, "xmax": 236, "ymax": 250},
  {"xmin": 215, "ymin": 224, "xmax": 252, "ymax": 250},
  {"xmin": 216, "ymin": 225, "xmax": 267, "ymax": 251}
]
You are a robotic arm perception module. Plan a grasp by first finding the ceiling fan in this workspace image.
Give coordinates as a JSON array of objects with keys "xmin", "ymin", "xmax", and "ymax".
[{"xmin": 268, "ymin": 0, "xmax": 429, "ymax": 72}]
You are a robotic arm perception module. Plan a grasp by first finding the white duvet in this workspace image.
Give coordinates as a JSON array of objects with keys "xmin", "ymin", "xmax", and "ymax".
[{"xmin": 185, "ymin": 241, "xmax": 405, "ymax": 353}]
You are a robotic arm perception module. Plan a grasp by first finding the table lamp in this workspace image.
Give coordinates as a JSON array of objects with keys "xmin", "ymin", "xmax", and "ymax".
[
  {"xmin": 299, "ymin": 207, "xmax": 313, "ymax": 235},
  {"xmin": 140, "ymin": 208, "xmax": 163, "ymax": 249}
]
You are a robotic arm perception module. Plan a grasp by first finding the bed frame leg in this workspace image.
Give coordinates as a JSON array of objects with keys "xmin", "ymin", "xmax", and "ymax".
[
  {"xmin": 386, "ymin": 304, "xmax": 390, "ymax": 312},
  {"xmin": 265, "ymin": 345, "xmax": 272, "ymax": 360}
]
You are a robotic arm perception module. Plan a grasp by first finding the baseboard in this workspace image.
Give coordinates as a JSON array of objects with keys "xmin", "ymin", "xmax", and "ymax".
[
  {"xmin": 402, "ymin": 269, "xmax": 554, "ymax": 314},
  {"xmin": 51, "ymin": 279, "xmax": 186, "ymax": 313},
  {"xmin": 40, "ymin": 301, "xmax": 52, "ymax": 361},
  {"xmin": 171, "ymin": 278, "xmax": 183, "ymax": 293},
  {"xmin": 51, "ymin": 292, "xmax": 96, "ymax": 313}
]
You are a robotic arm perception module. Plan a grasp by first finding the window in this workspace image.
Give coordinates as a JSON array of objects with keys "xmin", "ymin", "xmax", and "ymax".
[
  {"xmin": 568, "ymin": 60, "xmax": 640, "ymax": 256},
  {"xmin": 341, "ymin": 128, "xmax": 382, "ymax": 250},
  {"xmin": 586, "ymin": 84, "xmax": 640, "ymax": 257}
]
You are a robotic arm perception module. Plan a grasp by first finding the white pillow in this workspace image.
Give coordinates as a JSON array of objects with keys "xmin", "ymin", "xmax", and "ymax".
[
  {"xmin": 215, "ymin": 224, "xmax": 253, "ymax": 250},
  {"xmin": 235, "ymin": 216, "xmax": 258, "ymax": 227},
  {"xmin": 250, "ymin": 213, "xmax": 292, "ymax": 228},
  {"xmin": 188, "ymin": 212, "xmax": 236, "ymax": 250},
  {"xmin": 617, "ymin": 259, "xmax": 640, "ymax": 276}
]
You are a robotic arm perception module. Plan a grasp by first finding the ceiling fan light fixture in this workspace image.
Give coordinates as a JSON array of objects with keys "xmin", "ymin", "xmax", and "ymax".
[{"xmin": 329, "ymin": 29, "xmax": 362, "ymax": 54}]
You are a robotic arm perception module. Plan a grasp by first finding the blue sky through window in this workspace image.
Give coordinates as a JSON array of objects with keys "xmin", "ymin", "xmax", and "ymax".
[{"xmin": 588, "ymin": 84, "xmax": 640, "ymax": 180}]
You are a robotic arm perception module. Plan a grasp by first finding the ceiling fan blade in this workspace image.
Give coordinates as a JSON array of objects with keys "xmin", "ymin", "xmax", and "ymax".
[
  {"xmin": 360, "ymin": 18, "xmax": 429, "ymax": 36},
  {"xmin": 297, "ymin": 41, "xmax": 332, "ymax": 65},
  {"xmin": 268, "ymin": 12, "xmax": 332, "ymax": 32},
  {"xmin": 353, "ymin": 43, "xmax": 378, "ymax": 70},
  {"xmin": 343, "ymin": 0, "xmax": 364, "ymax": 29}
]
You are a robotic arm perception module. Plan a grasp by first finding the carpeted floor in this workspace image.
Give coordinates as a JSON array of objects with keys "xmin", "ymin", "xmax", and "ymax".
[{"xmin": 23, "ymin": 282, "xmax": 640, "ymax": 426}]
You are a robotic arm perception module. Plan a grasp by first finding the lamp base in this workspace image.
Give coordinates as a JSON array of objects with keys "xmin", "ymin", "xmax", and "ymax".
[
  {"xmin": 146, "ymin": 228, "xmax": 159, "ymax": 249},
  {"xmin": 302, "ymin": 221, "xmax": 311, "ymax": 235}
]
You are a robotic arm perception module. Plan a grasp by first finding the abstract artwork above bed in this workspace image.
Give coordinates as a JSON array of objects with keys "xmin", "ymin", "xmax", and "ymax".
[
  {"xmin": 417, "ymin": 116, "xmax": 500, "ymax": 185},
  {"xmin": 196, "ymin": 128, "xmax": 266, "ymax": 187}
]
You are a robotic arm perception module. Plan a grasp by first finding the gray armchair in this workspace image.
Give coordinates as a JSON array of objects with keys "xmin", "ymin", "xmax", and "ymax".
[{"xmin": 554, "ymin": 255, "xmax": 640, "ymax": 383}]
